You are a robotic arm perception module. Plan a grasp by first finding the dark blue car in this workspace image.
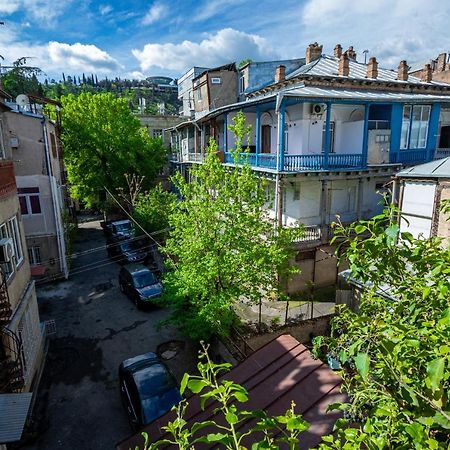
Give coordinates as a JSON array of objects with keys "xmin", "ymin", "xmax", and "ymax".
[{"xmin": 119, "ymin": 352, "xmax": 182, "ymax": 430}]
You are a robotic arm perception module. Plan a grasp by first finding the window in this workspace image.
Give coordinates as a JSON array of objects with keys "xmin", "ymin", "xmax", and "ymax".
[
  {"xmin": 196, "ymin": 87, "xmax": 202, "ymax": 101},
  {"xmin": 400, "ymin": 105, "xmax": 431, "ymax": 149},
  {"xmin": 375, "ymin": 134, "xmax": 390, "ymax": 143},
  {"xmin": 28, "ymin": 246, "xmax": 41, "ymax": 266},
  {"xmin": 18, "ymin": 187, "xmax": 41, "ymax": 215},
  {"xmin": 152, "ymin": 129, "xmax": 163, "ymax": 139},
  {"xmin": 210, "ymin": 77, "xmax": 221, "ymax": 84},
  {"xmin": 239, "ymin": 72, "xmax": 245, "ymax": 94},
  {"xmin": 0, "ymin": 215, "xmax": 24, "ymax": 278},
  {"xmin": 322, "ymin": 121, "xmax": 335, "ymax": 153}
]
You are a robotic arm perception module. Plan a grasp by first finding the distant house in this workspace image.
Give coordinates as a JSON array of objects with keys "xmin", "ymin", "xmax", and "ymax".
[
  {"xmin": 396, "ymin": 157, "xmax": 450, "ymax": 242},
  {"xmin": 178, "ymin": 66, "xmax": 210, "ymax": 118},
  {"xmin": 409, "ymin": 52, "xmax": 450, "ymax": 84},
  {"xmin": 116, "ymin": 334, "xmax": 345, "ymax": 450}
]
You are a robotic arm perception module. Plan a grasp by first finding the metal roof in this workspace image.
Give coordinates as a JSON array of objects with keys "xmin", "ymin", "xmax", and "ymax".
[
  {"xmin": 116, "ymin": 334, "xmax": 345, "ymax": 450},
  {"xmin": 286, "ymin": 54, "xmax": 450, "ymax": 87},
  {"xmin": 281, "ymin": 85, "xmax": 450, "ymax": 103},
  {"xmin": 0, "ymin": 393, "xmax": 32, "ymax": 444},
  {"xmin": 396, "ymin": 157, "xmax": 450, "ymax": 178}
]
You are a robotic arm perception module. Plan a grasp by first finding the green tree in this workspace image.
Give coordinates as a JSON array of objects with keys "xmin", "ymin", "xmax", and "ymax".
[
  {"xmin": 162, "ymin": 112, "xmax": 301, "ymax": 340},
  {"xmin": 313, "ymin": 206, "xmax": 450, "ymax": 449},
  {"xmin": 0, "ymin": 57, "xmax": 43, "ymax": 98},
  {"xmin": 133, "ymin": 185, "xmax": 177, "ymax": 237},
  {"xmin": 61, "ymin": 92, "xmax": 167, "ymax": 207}
]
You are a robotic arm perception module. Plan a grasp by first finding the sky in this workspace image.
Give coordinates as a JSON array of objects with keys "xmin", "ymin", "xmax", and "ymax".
[{"xmin": 0, "ymin": 0, "xmax": 449, "ymax": 82}]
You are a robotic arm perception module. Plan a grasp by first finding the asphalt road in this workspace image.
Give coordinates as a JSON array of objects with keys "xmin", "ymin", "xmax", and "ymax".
[{"xmin": 22, "ymin": 220, "xmax": 198, "ymax": 450}]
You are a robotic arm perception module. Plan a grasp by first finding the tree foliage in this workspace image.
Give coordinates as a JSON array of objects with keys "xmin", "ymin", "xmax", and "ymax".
[
  {"xmin": 143, "ymin": 343, "xmax": 310, "ymax": 450},
  {"xmin": 60, "ymin": 92, "xmax": 167, "ymax": 207},
  {"xmin": 162, "ymin": 112, "xmax": 301, "ymax": 340},
  {"xmin": 0, "ymin": 57, "xmax": 43, "ymax": 98},
  {"xmin": 314, "ymin": 206, "xmax": 450, "ymax": 449}
]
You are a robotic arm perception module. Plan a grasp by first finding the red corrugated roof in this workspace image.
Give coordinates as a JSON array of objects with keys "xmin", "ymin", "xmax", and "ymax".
[{"xmin": 116, "ymin": 334, "xmax": 345, "ymax": 450}]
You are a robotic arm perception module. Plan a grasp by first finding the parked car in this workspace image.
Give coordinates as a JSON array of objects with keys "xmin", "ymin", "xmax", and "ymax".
[
  {"xmin": 108, "ymin": 238, "xmax": 148, "ymax": 264},
  {"xmin": 103, "ymin": 219, "xmax": 135, "ymax": 241},
  {"xmin": 119, "ymin": 352, "xmax": 182, "ymax": 430},
  {"xmin": 119, "ymin": 264, "xmax": 163, "ymax": 307}
]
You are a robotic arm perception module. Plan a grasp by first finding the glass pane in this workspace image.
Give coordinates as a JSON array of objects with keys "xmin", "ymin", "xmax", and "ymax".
[
  {"xmin": 410, "ymin": 122, "xmax": 420, "ymax": 149},
  {"xmin": 412, "ymin": 106, "xmax": 422, "ymax": 121},
  {"xmin": 421, "ymin": 106, "xmax": 431, "ymax": 121},
  {"xmin": 30, "ymin": 195, "xmax": 41, "ymax": 214},
  {"xmin": 19, "ymin": 196, "xmax": 28, "ymax": 215},
  {"xmin": 403, "ymin": 105, "xmax": 411, "ymax": 120},
  {"xmin": 401, "ymin": 121, "xmax": 409, "ymax": 149}
]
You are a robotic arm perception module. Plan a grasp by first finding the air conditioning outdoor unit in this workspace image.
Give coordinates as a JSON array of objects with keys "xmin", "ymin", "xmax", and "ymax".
[
  {"xmin": 311, "ymin": 103, "xmax": 325, "ymax": 115},
  {"xmin": 0, "ymin": 238, "xmax": 14, "ymax": 263}
]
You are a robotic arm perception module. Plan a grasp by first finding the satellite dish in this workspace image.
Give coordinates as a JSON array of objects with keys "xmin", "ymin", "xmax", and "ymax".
[{"xmin": 16, "ymin": 94, "xmax": 30, "ymax": 108}]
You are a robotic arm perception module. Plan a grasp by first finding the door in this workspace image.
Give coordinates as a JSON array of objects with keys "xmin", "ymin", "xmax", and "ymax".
[{"xmin": 261, "ymin": 125, "xmax": 271, "ymax": 153}]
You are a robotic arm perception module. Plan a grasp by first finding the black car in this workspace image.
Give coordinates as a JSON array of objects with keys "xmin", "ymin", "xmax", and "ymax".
[
  {"xmin": 119, "ymin": 352, "xmax": 182, "ymax": 430},
  {"xmin": 103, "ymin": 219, "xmax": 135, "ymax": 241},
  {"xmin": 119, "ymin": 264, "xmax": 163, "ymax": 307},
  {"xmin": 108, "ymin": 239, "xmax": 147, "ymax": 264}
]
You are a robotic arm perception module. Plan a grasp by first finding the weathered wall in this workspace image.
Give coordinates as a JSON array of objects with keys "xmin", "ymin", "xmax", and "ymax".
[
  {"xmin": 246, "ymin": 314, "xmax": 334, "ymax": 351},
  {"xmin": 436, "ymin": 182, "xmax": 450, "ymax": 245}
]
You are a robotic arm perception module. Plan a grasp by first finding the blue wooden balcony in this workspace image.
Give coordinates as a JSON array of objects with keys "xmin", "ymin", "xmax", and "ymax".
[
  {"xmin": 224, "ymin": 152, "xmax": 364, "ymax": 172},
  {"xmin": 390, "ymin": 149, "xmax": 429, "ymax": 165}
]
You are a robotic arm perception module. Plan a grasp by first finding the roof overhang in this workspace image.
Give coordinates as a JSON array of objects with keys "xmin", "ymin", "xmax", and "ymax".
[{"xmin": 0, "ymin": 393, "xmax": 32, "ymax": 444}]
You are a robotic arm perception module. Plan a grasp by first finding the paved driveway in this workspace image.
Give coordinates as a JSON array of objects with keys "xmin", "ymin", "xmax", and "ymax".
[{"xmin": 23, "ymin": 220, "xmax": 198, "ymax": 450}]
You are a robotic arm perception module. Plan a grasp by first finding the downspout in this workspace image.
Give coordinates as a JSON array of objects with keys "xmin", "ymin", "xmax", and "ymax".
[{"xmin": 42, "ymin": 119, "xmax": 68, "ymax": 279}]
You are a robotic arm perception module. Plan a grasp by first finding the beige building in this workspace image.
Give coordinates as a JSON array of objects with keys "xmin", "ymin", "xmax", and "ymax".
[
  {"xmin": 2, "ymin": 98, "xmax": 68, "ymax": 281},
  {"xmin": 0, "ymin": 104, "xmax": 46, "ymax": 400},
  {"xmin": 138, "ymin": 114, "xmax": 183, "ymax": 147},
  {"xmin": 410, "ymin": 52, "xmax": 450, "ymax": 84}
]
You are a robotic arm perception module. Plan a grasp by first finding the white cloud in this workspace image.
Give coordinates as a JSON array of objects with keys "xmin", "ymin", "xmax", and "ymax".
[
  {"xmin": 142, "ymin": 2, "xmax": 167, "ymax": 25},
  {"xmin": 193, "ymin": 0, "xmax": 246, "ymax": 22},
  {"xmin": 132, "ymin": 28, "xmax": 276, "ymax": 72},
  {"xmin": 300, "ymin": 0, "xmax": 450, "ymax": 67},
  {"xmin": 48, "ymin": 42, "xmax": 123, "ymax": 73},
  {"xmin": 0, "ymin": 0, "xmax": 20, "ymax": 14},
  {"xmin": 99, "ymin": 4, "xmax": 112, "ymax": 15}
]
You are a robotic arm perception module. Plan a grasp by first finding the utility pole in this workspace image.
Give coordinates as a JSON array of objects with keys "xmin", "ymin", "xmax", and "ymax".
[{"xmin": 363, "ymin": 49, "xmax": 369, "ymax": 64}]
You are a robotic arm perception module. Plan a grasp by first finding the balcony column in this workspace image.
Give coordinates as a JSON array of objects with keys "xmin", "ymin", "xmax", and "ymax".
[
  {"xmin": 362, "ymin": 103, "xmax": 370, "ymax": 168},
  {"xmin": 390, "ymin": 103, "xmax": 403, "ymax": 163},
  {"xmin": 223, "ymin": 113, "xmax": 228, "ymax": 153},
  {"xmin": 277, "ymin": 101, "xmax": 286, "ymax": 171},
  {"xmin": 255, "ymin": 107, "xmax": 261, "ymax": 166},
  {"xmin": 427, "ymin": 103, "xmax": 441, "ymax": 160},
  {"xmin": 323, "ymin": 102, "xmax": 332, "ymax": 170}
]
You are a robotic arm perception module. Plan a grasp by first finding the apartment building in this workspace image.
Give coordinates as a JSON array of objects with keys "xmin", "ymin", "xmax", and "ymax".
[
  {"xmin": 169, "ymin": 43, "xmax": 450, "ymax": 292},
  {"xmin": 2, "ymin": 95, "xmax": 68, "ymax": 281},
  {"xmin": 0, "ymin": 103, "xmax": 46, "ymax": 399}
]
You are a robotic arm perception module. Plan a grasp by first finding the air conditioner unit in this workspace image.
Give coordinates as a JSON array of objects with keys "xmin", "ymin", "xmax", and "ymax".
[
  {"xmin": 0, "ymin": 238, "xmax": 14, "ymax": 263},
  {"xmin": 311, "ymin": 103, "xmax": 325, "ymax": 115}
]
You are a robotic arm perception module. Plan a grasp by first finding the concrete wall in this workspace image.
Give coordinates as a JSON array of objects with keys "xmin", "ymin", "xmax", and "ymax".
[
  {"xmin": 139, "ymin": 115, "xmax": 183, "ymax": 146},
  {"xmin": 436, "ymin": 182, "xmax": 450, "ymax": 244}
]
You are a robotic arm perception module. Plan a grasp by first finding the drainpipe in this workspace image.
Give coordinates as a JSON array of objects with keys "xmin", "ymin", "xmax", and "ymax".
[{"xmin": 42, "ymin": 119, "xmax": 68, "ymax": 279}]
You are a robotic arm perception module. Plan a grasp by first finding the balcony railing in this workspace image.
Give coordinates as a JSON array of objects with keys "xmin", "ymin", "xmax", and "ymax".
[
  {"xmin": 435, "ymin": 149, "xmax": 450, "ymax": 160},
  {"xmin": 224, "ymin": 152, "xmax": 364, "ymax": 171},
  {"xmin": 295, "ymin": 225, "xmax": 322, "ymax": 243},
  {"xmin": 0, "ymin": 161, "xmax": 16, "ymax": 200},
  {"xmin": 390, "ymin": 149, "xmax": 428, "ymax": 164}
]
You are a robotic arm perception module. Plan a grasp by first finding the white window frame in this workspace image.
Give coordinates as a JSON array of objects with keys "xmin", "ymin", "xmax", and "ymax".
[
  {"xmin": 0, "ymin": 215, "xmax": 24, "ymax": 278},
  {"xmin": 210, "ymin": 77, "xmax": 221, "ymax": 84},
  {"xmin": 401, "ymin": 105, "xmax": 431, "ymax": 150},
  {"xmin": 28, "ymin": 246, "xmax": 42, "ymax": 266},
  {"xmin": 239, "ymin": 72, "xmax": 245, "ymax": 94}
]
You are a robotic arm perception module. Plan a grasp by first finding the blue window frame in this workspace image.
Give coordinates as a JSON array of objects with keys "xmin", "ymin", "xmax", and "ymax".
[{"xmin": 400, "ymin": 105, "xmax": 431, "ymax": 150}]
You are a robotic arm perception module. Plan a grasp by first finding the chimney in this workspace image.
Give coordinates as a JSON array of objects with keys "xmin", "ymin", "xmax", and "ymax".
[
  {"xmin": 436, "ymin": 53, "xmax": 447, "ymax": 72},
  {"xmin": 397, "ymin": 60, "xmax": 408, "ymax": 81},
  {"xmin": 306, "ymin": 42, "xmax": 323, "ymax": 64},
  {"xmin": 367, "ymin": 57, "xmax": 378, "ymax": 79},
  {"xmin": 421, "ymin": 63, "xmax": 433, "ymax": 82},
  {"xmin": 338, "ymin": 52, "xmax": 349, "ymax": 77},
  {"xmin": 334, "ymin": 44, "xmax": 342, "ymax": 59},
  {"xmin": 346, "ymin": 46, "xmax": 357, "ymax": 61},
  {"xmin": 275, "ymin": 65, "xmax": 286, "ymax": 83}
]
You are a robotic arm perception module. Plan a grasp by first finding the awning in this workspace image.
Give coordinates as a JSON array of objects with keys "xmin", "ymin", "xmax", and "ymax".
[{"xmin": 0, "ymin": 393, "xmax": 33, "ymax": 444}]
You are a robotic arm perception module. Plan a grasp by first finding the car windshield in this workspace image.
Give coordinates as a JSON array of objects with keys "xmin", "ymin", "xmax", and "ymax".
[
  {"xmin": 120, "ymin": 241, "xmax": 139, "ymax": 253},
  {"xmin": 133, "ymin": 271, "xmax": 157, "ymax": 288},
  {"xmin": 133, "ymin": 363, "xmax": 177, "ymax": 399},
  {"xmin": 114, "ymin": 222, "xmax": 132, "ymax": 233}
]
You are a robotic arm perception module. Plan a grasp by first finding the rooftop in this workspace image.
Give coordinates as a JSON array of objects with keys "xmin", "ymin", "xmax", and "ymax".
[{"xmin": 396, "ymin": 157, "xmax": 450, "ymax": 178}]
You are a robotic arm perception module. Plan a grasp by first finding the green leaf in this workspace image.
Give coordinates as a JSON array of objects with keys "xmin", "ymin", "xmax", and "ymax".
[
  {"xmin": 180, "ymin": 373, "xmax": 189, "ymax": 395},
  {"xmin": 354, "ymin": 225, "xmax": 366, "ymax": 234},
  {"xmin": 225, "ymin": 411, "xmax": 239, "ymax": 425},
  {"xmin": 385, "ymin": 224, "xmax": 399, "ymax": 246},
  {"xmin": 405, "ymin": 422, "xmax": 424, "ymax": 442},
  {"xmin": 234, "ymin": 391, "xmax": 248, "ymax": 403},
  {"xmin": 426, "ymin": 358, "xmax": 445, "ymax": 392},
  {"xmin": 354, "ymin": 352, "xmax": 370, "ymax": 381}
]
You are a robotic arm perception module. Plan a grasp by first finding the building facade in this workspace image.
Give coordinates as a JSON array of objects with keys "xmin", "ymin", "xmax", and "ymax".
[
  {"xmin": 2, "ymin": 98, "xmax": 68, "ymax": 281},
  {"xmin": 169, "ymin": 43, "xmax": 450, "ymax": 293},
  {"xmin": 0, "ymin": 103, "xmax": 46, "ymax": 397}
]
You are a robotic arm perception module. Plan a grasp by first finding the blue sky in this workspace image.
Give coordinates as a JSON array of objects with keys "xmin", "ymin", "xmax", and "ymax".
[{"xmin": 1, "ymin": 0, "xmax": 449, "ymax": 81}]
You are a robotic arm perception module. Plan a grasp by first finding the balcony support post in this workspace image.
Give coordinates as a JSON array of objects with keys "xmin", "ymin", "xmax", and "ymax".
[
  {"xmin": 223, "ymin": 113, "xmax": 228, "ymax": 153},
  {"xmin": 362, "ymin": 103, "xmax": 370, "ymax": 168},
  {"xmin": 323, "ymin": 102, "xmax": 332, "ymax": 170},
  {"xmin": 255, "ymin": 107, "xmax": 261, "ymax": 166},
  {"xmin": 277, "ymin": 101, "xmax": 286, "ymax": 171},
  {"xmin": 427, "ymin": 103, "xmax": 441, "ymax": 161}
]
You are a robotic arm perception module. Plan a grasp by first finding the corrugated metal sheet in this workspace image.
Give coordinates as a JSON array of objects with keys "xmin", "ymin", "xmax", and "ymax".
[
  {"xmin": 116, "ymin": 334, "xmax": 345, "ymax": 450},
  {"xmin": 282, "ymin": 85, "xmax": 450, "ymax": 102},
  {"xmin": 286, "ymin": 54, "xmax": 449, "ymax": 87},
  {"xmin": 0, "ymin": 393, "xmax": 32, "ymax": 444},
  {"xmin": 397, "ymin": 157, "xmax": 450, "ymax": 178}
]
